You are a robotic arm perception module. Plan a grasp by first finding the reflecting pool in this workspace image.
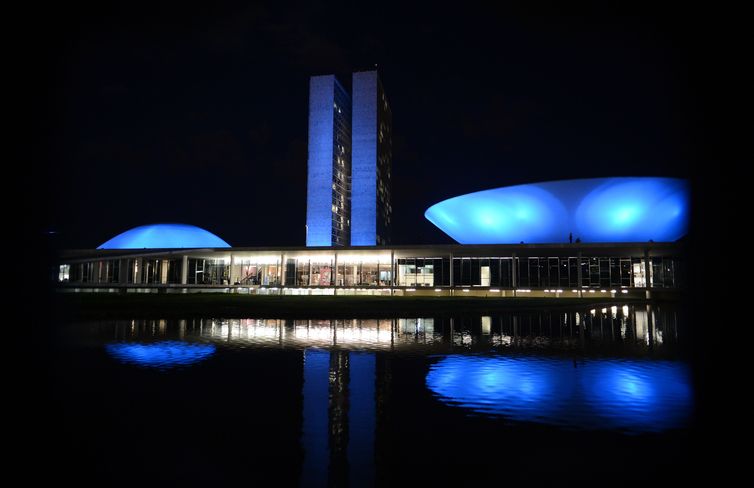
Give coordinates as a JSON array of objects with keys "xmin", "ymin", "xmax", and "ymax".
[{"xmin": 49, "ymin": 304, "xmax": 698, "ymax": 487}]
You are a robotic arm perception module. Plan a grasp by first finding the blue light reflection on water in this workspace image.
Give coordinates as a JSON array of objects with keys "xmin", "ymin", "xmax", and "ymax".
[
  {"xmin": 426, "ymin": 355, "xmax": 693, "ymax": 433},
  {"xmin": 302, "ymin": 349, "xmax": 330, "ymax": 486},
  {"xmin": 105, "ymin": 341, "xmax": 216, "ymax": 369}
]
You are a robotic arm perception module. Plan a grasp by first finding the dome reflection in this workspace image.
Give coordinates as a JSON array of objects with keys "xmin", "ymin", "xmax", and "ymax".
[
  {"xmin": 106, "ymin": 341, "xmax": 216, "ymax": 369},
  {"xmin": 426, "ymin": 355, "xmax": 692, "ymax": 432}
]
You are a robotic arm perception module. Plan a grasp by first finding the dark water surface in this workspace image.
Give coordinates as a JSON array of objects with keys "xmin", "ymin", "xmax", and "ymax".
[{"xmin": 50, "ymin": 304, "xmax": 698, "ymax": 487}]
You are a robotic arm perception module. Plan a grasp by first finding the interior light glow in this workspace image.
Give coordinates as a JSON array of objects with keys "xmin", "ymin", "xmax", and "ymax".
[
  {"xmin": 291, "ymin": 254, "xmax": 336, "ymax": 263},
  {"xmin": 233, "ymin": 255, "xmax": 281, "ymax": 265}
]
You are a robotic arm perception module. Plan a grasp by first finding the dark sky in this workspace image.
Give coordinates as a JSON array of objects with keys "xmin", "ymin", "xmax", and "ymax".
[{"xmin": 18, "ymin": 2, "xmax": 742, "ymax": 249}]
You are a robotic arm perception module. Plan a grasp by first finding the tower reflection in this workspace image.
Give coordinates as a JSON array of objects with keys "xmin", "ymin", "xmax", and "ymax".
[
  {"xmin": 90, "ymin": 304, "xmax": 687, "ymax": 485},
  {"xmin": 302, "ymin": 349, "xmax": 376, "ymax": 487}
]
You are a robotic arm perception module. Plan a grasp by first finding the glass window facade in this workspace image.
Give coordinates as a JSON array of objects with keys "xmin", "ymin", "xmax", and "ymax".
[
  {"xmin": 186, "ymin": 258, "xmax": 233, "ymax": 285},
  {"xmin": 234, "ymin": 257, "xmax": 282, "ymax": 286},
  {"xmin": 59, "ymin": 248, "xmax": 683, "ymax": 290},
  {"xmin": 331, "ymin": 83, "xmax": 352, "ymax": 247},
  {"xmin": 283, "ymin": 256, "xmax": 392, "ymax": 287}
]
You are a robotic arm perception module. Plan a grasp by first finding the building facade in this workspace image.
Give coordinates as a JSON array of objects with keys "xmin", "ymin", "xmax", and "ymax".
[
  {"xmin": 306, "ymin": 71, "xmax": 391, "ymax": 248},
  {"xmin": 306, "ymin": 75, "xmax": 352, "ymax": 247},
  {"xmin": 352, "ymin": 71, "xmax": 392, "ymax": 246},
  {"xmin": 57, "ymin": 242, "xmax": 683, "ymax": 298}
]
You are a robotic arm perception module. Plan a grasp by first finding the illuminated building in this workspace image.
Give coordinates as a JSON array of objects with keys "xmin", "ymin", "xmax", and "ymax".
[
  {"xmin": 56, "ymin": 79, "xmax": 687, "ymax": 299},
  {"xmin": 97, "ymin": 223, "xmax": 230, "ymax": 249},
  {"xmin": 306, "ymin": 74, "xmax": 352, "ymax": 247},
  {"xmin": 58, "ymin": 241, "xmax": 683, "ymax": 298},
  {"xmin": 425, "ymin": 177, "xmax": 689, "ymax": 244},
  {"xmin": 306, "ymin": 70, "xmax": 392, "ymax": 247},
  {"xmin": 352, "ymin": 71, "xmax": 392, "ymax": 246}
]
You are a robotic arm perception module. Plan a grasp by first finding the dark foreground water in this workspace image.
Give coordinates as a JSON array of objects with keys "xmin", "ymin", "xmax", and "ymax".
[{"xmin": 49, "ymin": 304, "xmax": 699, "ymax": 487}]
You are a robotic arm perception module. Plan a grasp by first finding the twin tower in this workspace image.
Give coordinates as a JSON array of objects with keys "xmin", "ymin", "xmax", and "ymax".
[{"xmin": 306, "ymin": 70, "xmax": 392, "ymax": 247}]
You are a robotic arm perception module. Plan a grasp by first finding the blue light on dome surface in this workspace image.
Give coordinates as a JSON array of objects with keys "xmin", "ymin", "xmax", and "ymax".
[
  {"xmin": 424, "ymin": 177, "xmax": 689, "ymax": 244},
  {"xmin": 425, "ymin": 355, "xmax": 693, "ymax": 433},
  {"xmin": 97, "ymin": 223, "xmax": 231, "ymax": 249},
  {"xmin": 106, "ymin": 341, "xmax": 216, "ymax": 369}
]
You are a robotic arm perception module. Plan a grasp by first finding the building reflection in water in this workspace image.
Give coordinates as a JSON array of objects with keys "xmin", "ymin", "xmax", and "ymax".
[
  {"xmin": 426, "ymin": 355, "xmax": 692, "ymax": 432},
  {"xmin": 99, "ymin": 305, "xmax": 679, "ymax": 353},
  {"xmin": 95, "ymin": 304, "xmax": 685, "ymax": 484},
  {"xmin": 105, "ymin": 341, "xmax": 216, "ymax": 370},
  {"xmin": 301, "ymin": 349, "xmax": 376, "ymax": 488},
  {"xmin": 302, "ymin": 350, "xmax": 329, "ymax": 487}
]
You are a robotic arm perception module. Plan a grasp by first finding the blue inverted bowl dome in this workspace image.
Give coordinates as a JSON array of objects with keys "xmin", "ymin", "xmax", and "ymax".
[
  {"xmin": 424, "ymin": 177, "xmax": 689, "ymax": 244},
  {"xmin": 97, "ymin": 223, "xmax": 231, "ymax": 249}
]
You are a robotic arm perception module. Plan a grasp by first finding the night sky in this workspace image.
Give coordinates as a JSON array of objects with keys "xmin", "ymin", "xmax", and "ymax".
[{"xmin": 18, "ymin": 2, "xmax": 740, "ymax": 250}]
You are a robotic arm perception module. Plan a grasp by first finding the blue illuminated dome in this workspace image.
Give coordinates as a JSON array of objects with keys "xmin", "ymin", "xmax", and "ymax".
[
  {"xmin": 424, "ymin": 177, "xmax": 689, "ymax": 244},
  {"xmin": 97, "ymin": 223, "xmax": 231, "ymax": 249}
]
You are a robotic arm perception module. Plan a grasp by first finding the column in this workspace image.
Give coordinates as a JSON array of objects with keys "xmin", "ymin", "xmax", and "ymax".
[
  {"xmin": 119, "ymin": 259, "xmax": 128, "ymax": 284},
  {"xmin": 449, "ymin": 252, "xmax": 454, "ymax": 295},
  {"xmin": 90, "ymin": 262, "xmax": 99, "ymax": 285},
  {"xmin": 390, "ymin": 250, "xmax": 396, "ymax": 296},
  {"xmin": 228, "ymin": 254, "xmax": 236, "ymax": 286},
  {"xmin": 333, "ymin": 251, "xmax": 338, "ymax": 288},
  {"xmin": 134, "ymin": 257, "xmax": 143, "ymax": 284},
  {"xmin": 644, "ymin": 248, "xmax": 652, "ymax": 299},
  {"xmin": 180, "ymin": 255, "xmax": 188, "ymax": 285},
  {"xmin": 511, "ymin": 252, "xmax": 517, "ymax": 297},
  {"xmin": 577, "ymin": 251, "xmax": 583, "ymax": 298}
]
